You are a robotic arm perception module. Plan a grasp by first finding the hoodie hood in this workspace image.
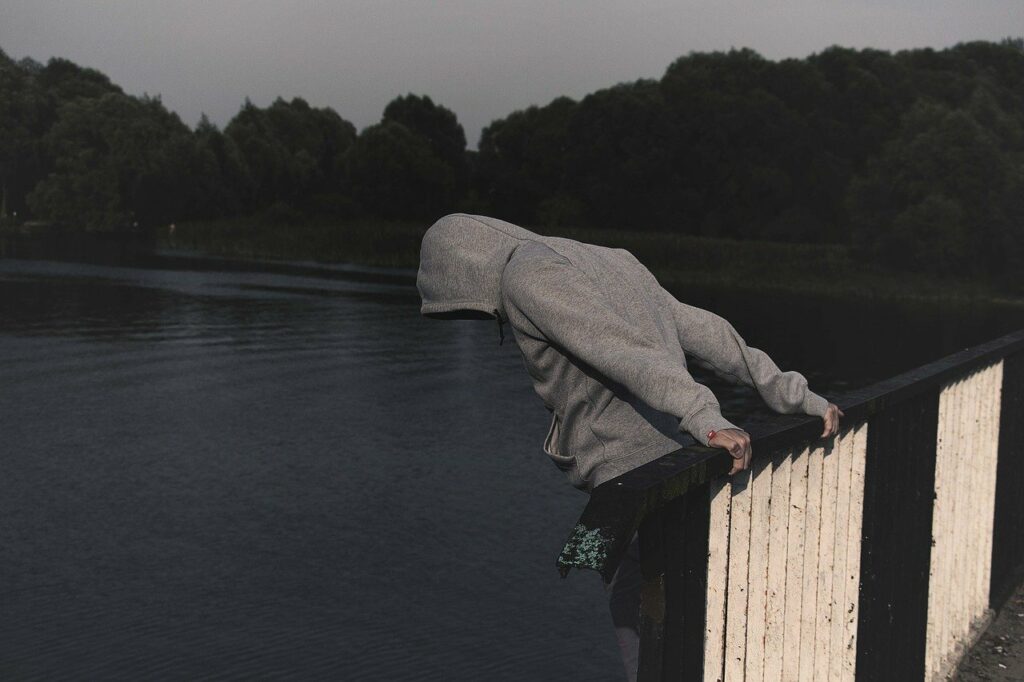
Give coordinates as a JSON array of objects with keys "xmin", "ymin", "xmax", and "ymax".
[{"xmin": 417, "ymin": 213, "xmax": 542, "ymax": 319}]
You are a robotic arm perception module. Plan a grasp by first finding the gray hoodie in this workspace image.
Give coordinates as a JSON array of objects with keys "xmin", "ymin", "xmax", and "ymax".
[{"xmin": 417, "ymin": 213, "xmax": 829, "ymax": 491}]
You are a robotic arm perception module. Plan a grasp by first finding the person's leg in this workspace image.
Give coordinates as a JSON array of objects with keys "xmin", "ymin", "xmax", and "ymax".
[{"xmin": 603, "ymin": 531, "xmax": 642, "ymax": 681}]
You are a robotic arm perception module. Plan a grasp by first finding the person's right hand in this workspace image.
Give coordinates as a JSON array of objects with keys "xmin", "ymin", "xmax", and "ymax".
[
  {"xmin": 709, "ymin": 428, "xmax": 752, "ymax": 475},
  {"xmin": 821, "ymin": 403, "xmax": 845, "ymax": 438}
]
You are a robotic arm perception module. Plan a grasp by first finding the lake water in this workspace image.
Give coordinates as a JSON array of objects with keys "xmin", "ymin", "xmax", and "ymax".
[{"xmin": 2, "ymin": 255, "xmax": 1022, "ymax": 680}]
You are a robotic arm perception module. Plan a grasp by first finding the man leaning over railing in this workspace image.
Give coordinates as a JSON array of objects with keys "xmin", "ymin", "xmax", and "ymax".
[{"xmin": 416, "ymin": 212, "xmax": 843, "ymax": 681}]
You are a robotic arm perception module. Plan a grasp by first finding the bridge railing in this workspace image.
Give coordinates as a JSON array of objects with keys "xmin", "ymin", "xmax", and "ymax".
[{"xmin": 558, "ymin": 328, "xmax": 1024, "ymax": 681}]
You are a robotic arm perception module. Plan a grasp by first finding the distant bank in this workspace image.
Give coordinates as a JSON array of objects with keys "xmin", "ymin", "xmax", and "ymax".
[
  {"xmin": 150, "ymin": 218, "xmax": 1024, "ymax": 309},
  {"xmin": 3, "ymin": 219, "xmax": 1020, "ymax": 308}
]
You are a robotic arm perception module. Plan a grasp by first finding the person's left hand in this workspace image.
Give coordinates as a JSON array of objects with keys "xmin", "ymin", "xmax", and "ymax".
[
  {"xmin": 709, "ymin": 428, "xmax": 752, "ymax": 475},
  {"xmin": 821, "ymin": 402, "xmax": 845, "ymax": 438}
]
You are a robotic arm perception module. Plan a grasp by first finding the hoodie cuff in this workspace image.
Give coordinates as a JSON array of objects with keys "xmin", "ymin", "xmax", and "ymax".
[
  {"xmin": 680, "ymin": 404, "xmax": 741, "ymax": 447},
  {"xmin": 801, "ymin": 390, "xmax": 830, "ymax": 417}
]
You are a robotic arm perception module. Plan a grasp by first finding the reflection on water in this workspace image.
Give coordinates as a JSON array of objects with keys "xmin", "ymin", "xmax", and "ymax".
[{"xmin": 1, "ymin": 257, "xmax": 1021, "ymax": 680}]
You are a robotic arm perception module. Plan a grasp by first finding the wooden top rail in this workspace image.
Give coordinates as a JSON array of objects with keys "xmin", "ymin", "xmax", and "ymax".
[{"xmin": 557, "ymin": 327, "xmax": 1024, "ymax": 581}]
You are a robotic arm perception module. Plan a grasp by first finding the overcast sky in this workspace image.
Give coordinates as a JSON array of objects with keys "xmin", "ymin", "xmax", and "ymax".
[{"xmin": 2, "ymin": 1, "xmax": 1021, "ymax": 147}]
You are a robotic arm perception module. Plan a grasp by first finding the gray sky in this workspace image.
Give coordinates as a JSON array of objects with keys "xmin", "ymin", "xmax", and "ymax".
[{"xmin": 2, "ymin": 1, "xmax": 1021, "ymax": 147}]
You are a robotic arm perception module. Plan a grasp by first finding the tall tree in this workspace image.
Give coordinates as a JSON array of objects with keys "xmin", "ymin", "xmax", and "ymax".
[
  {"xmin": 847, "ymin": 97, "xmax": 1023, "ymax": 277},
  {"xmin": 476, "ymin": 96, "xmax": 576, "ymax": 225},
  {"xmin": 383, "ymin": 94, "xmax": 469, "ymax": 194},
  {"xmin": 28, "ymin": 92, "xmax": 193, "ymax": 230},
  {"xmin": 660, "ymin": 49, "xmax": 807, "ymax": 238},
  {"xmin": 346, "ymin": 120, "xmax": 456, "ymax": 220},
  {"xmin": 562, "ymin": 81, "xmax": 680, "ymax": 231},
  {"xmin": 187, "ymin": 114, "xmax": 251, "ymax": 219},
  {"xmin": 0, "ymin": 51, "xmax": 51, "ymax": 220},
  {"xmin": 224, "ymin": 97, "xmax": 356, "ymax": 211}
]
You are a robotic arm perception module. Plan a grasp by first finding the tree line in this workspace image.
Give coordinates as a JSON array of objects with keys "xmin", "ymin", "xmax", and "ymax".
[{"xmin": 1, "ymin": 39, "xmax": 1022, "ymax": 288}]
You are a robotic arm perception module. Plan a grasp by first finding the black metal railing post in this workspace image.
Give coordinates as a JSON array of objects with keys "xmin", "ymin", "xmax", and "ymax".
[
  {"xmin": 991, "ymin": 349, "xmax": 1024, "ymax": 610},
  {"xmin": 854, "ymin": 387, "xmax": 940, "ymax": 680},
  {"xmin": 635, "ymin": 482, "xmax": 710, "ymax": 681}
]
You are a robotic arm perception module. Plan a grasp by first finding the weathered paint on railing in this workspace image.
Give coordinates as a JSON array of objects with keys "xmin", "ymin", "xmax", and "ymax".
[
  {"xmin": 703, "ymin": 424, "xmax": 868, "ymax": 682},
  {"xmin": 558, "ymin": 328, "xmax": 1024, "ymax": 681},
  {"xmin": 926, "ymin": 362, "xmax": 1003, "ymax": 679}
]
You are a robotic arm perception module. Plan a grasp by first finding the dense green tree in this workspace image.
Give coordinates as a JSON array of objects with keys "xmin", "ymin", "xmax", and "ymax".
[
  {"xmin": 27, "ymin": 92, "xmax": 193, "ymax": 230},
  {"xmin": 186, "ymin": 114, "xmax": 251, "ymax": 218},
  {"xmin": 4, "ymin": 38, "xmax": 1024, "ymax": 287},
  {"xmin": 660, "ymin": 49, "xmax": 811, "ymax": 238},
  {"xmin": 0, "ymin": 50, "xmax": 38, "ymax": 219},
  {"xmin": 383, "ymin": 94, "xmax": 469, "ymax": 196},
  {"xmin": 0, "ymin": 51, "xmax": 132, "ymax": 223},
  {"xmin": 808, "ymin": 46, "xmax": 914, "ymax": 166},
  {"xmin": 561, "ymin": 81, "xmax": 681, "ymax": 231},
  {"xmin": 346, "ymin": 120, "xmax": 456, "ymax": 220},
  {"xmin": 343, "ymin": 94, "xmax": 471, "ymax": 220},
  {"xmin": 36, "ymin": 56, "xmax": 122, "ymax": 102},
  {"xmin": 224, "ymin": 97, "xmax": 356, "ymax": 211},
  {"xmin": 847, "ymin": 97, "xmax": 1023, "ymax": 278},
  {"xmin": 476, "ymin": 96, "xmax": 576, "ymax": 224}
]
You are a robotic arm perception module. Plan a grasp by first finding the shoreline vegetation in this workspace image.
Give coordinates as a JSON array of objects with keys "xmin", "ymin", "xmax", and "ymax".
[
  {"xmin": 157, "ymin": 217, "xmax": 1024, "ymax": 308},
  {"xmin": 3, "ymin": 38, "xmax": 1024, "ymax": 303}
]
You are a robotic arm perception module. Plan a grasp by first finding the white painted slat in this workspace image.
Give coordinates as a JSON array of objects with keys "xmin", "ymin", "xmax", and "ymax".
[
  {"xmin": 959, "ymin": 370, "xmax": 973, "ymax": 654},
  {"xmin": 945, "ymin": 377, "xmax": 963, "ymax": 659},
  {"xmin": 972, "ymin": 366, "xmax": 987, "ymax": 620},
  {"xmin": 977, "ymin": 362, "xmax": 1004, "ymax": 618},
  {"xmin": 945, "ymin": 375, "xmax": 962, "ymax": 673},
  {"xmin": 966, "ymin": 369, "xmax": 983, "ymax": 632},
  {"xmin": 937, "ymin": 376, "xmax": 954, "ymax": 663},
  {"xmin": 744, "ymin": 457, "xmax": 773, "ymax": 681},
  {"xmin": 940, "ymin": 377, "xmax": 966, "ymax": 662},
  {"xmin": 925, "ymin": 375, "xmax": 955, "ymax": 679},
  {"xmin": 950, "ymin": 374, "xmax": 974, "ymax": 647},
  {"xmin": 975, "ymin": 369, "xmax": 987, "ymax": 625},
  {"xmin": 977, "ymin": 365, "xmax": 992, "ymax": 612},
  {"xmin": 829, "ymin": 426, "xmax": 854, "ymax": 682},
  {"xmin": 953, "ymin": 376, "xmax": 970, "ymax": 654},
  {"xmin": 944, "ymin": 376, "xmax": 964, "ymax": 659},
  {"xmin": 842, "ymin": 421, "xmax": 868, "ymax": 681},
  {"xmin": 724, "ymin": 468, "xmax": 753, "ymax": 681},
  {"xmin": 798, "ymin": 443, "xmax": 824, "ymax": 682},
  {"xmin": 781, "ymin": 444, "xmax": 809, "ymax": 680},
  {"xmin": 971, "ymin": 363, "xmax": 996, "ymax": 627},
  {"xmin": 705, "ymin": 477, "xmax": 733, "ymax": 682},
  {"xmin": 976, "ymin": 363, "xmax": 1000, "ymax": 619},
  {"xmin": 814, "ymin": 433, "xmax": 840, "ymax": 682},
  {"xmin": 978, "ymin": 364, "xmax": 995, "ymax": 598},
  {"xmin": 924, "ymin": 362, "xmax": 1005, "ymax": 680},
  {"xmin": 763, "ymin": 451, "xmax": 792, "ymax": 682},
  {"xmin": 954, "ymin": 372, "xmax": 971, "ymax": 660}
]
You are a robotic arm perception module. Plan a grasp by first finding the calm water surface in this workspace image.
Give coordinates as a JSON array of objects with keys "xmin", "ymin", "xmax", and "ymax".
[{"xmin": 2, "ymin": 256, "xmax": 1022, "ymax": 680}]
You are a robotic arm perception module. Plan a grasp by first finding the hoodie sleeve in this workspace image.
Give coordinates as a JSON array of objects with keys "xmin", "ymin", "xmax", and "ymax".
[
  {"xmin": 662, "ymin": 291, "xmax": 830, "ymax": 418},
  {"xmin": 501, "ymin": 251, "xmax": 740, "ymax": 446}
]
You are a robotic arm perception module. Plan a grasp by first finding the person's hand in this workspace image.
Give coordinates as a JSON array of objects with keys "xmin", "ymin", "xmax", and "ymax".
[
  {"xmin": 821, "ymin": 403, "xmax": 845, "ymax": 438},
  {"xmin": 709, "ymin": 428, "xmax": 752, "ymax": 475}
]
